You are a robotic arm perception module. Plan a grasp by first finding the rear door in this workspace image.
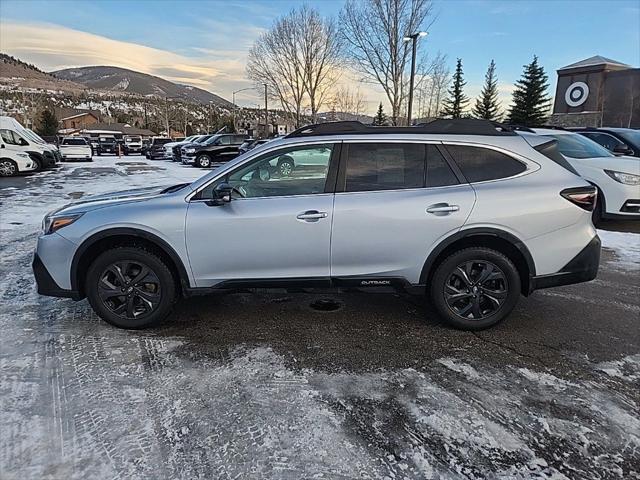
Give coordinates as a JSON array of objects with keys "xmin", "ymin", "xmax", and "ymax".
[{"xmin": 330, "ymin": 141, "xmax": 476, "ymax": 285}]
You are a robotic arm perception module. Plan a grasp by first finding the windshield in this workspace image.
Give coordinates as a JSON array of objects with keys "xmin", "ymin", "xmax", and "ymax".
[
  {"xmin": 195, "ymin": 135, "xmax": 212, "ymax": 143},
  {"xmin": 62, "ymin": 138, "xmax": 87, "ymax": 145},
  {"xmin": 27, "ymin": 129, "xmax": 47, "ymax": 144},
  {"xmin": 616, "ymin": 130, "xmax": 640, "ymax": 147},
  {"xmin": 126, "ymin": 137, "xmax": 141, "ymax": 143},
  {"xmin": 99, "ymin": 137, "xmax": 115, "ymax": 143},
  {"xmin": 203, "ymin": 135, "xmax": 220, "ymax": 145},
  {"xmin": 551, "ymin": 133, "xmax": 613, "ymax": 159}
]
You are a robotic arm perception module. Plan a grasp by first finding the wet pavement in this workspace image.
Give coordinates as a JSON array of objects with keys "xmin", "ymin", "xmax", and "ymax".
[{"xmin": 1, "ymin": 156, "xmax": 639, "ymax": 479}]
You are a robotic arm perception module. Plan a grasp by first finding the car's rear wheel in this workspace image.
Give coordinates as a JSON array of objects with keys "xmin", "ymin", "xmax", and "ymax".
[
  {"xmin": 430, "ymin": 247, "xmax": 521, "ymax": 330},
  {"xmin": 0, "ymin": 159, "xmax": 18, "ymax": 176},
  {"xmin": 196, "ymin": 154, "xmax": 211, "ymax": 168},
  {"xmin": 277, "ymin": 156, "xmax": 294, "ymax": 177},
  {"xmin": 86, "ymin": 247, "xmax": 176, "ymax": 329}
]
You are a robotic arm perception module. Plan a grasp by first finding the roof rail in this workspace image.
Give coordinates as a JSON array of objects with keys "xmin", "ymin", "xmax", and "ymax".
[
  {"xmin": 285, "ymin": 119, "xmax": 517, "ymax": 138},
  {"xmin": 508, "ymin": 124, "xmax": 536, "ymax": 133}
]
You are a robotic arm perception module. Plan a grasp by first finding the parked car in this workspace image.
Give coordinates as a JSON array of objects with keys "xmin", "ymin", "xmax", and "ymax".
[
  {"xmin": 145, "ymin": 137, "xmax": 172, "ymax": 159},
  {"xmin": 238, "ymin": 138, "xmax": 270, "ymax": 155},
  {"xmin": 518, "ymin": 128, "xmax": 639, "ymax": 223},
  {"xmin": 123, "ymin": 135, "xmax": 144, "ymax": 155},
  {"xmin": 59, "ymin": 137, "xmax": 93, "ymax": 161},
  {"xmin": 96, "ymin": 135, "xmax": 118, "ymax": 156},
  {"xmin": 33, "ymin": 119, "xmax": 601, "ymax": 330},
  {"xmin": 173, "ymin": 135, "xmax": 215, "ymax": 163},
  {"xmin": 27, "ymin": 129, "xmax": 63, "ymax": 163},
  {"xmin": 164, "ymin": 135, "xmax": 202, "ymax": 161},
  {"xmin": 182, "ymin": 133, "xmax": 249, "ymax": 167},
  {"xmin": 0, "ymin": 148, "xmax": 37, "ymax": 176},
  {"xmin": 0, "ymin": 116, "xmax": 59, "ymax": 170},
  {"xmin": 569, "ymin": 127, "xmax": 640, "ymax": 158}
]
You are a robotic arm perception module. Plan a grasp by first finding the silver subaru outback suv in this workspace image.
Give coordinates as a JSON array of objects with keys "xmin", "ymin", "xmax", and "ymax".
[{"xmin": 33, "ymin": 120, "xmax": 600, "ymax": 330}]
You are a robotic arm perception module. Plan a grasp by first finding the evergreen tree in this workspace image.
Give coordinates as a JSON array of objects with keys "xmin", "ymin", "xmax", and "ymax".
[
  {"xmin": 508, "ymin": 55, "xmax": 551, "ymax": 126},
  {"xmin": 372, "ymin": 102, "xmax": 388, "ymax": 125},
  {"xmin": 37, "ymin": 109, "xmax": 58, "ymax": 136},
  {"xmin": 473, "ymin": 60, "xmax": 501, "ymax": 120},
  {"xmin": 441, "ymin": 59, "xmax": 468, "ymax": 119}
]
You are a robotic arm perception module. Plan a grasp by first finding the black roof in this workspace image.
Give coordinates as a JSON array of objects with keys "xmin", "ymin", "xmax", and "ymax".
[{"xmin": 285, "ymin": 119, "xmax": 518, "ymax": 138}]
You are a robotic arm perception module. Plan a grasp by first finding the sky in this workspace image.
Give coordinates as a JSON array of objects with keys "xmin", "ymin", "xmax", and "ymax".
[{"xmin": 1, "ymin": 0, "xmax": 638, "ymax": 114}]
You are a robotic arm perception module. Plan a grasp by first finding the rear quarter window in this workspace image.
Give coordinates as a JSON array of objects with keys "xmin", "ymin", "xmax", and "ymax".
[{"xmin": 444, "ymin": 145, "xmax": 526, "ymax": 182}]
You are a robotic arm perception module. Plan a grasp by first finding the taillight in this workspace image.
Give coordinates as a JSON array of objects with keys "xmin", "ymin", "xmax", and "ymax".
[{"xmin": 561, "ymin": 186, "xmax": 597, "ymax": 211}]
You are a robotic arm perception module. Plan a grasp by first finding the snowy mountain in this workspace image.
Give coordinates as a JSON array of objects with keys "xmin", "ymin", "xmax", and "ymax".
[{"xmin": 52, "ymin": 65, "xmax": 233, "ymax": 108}]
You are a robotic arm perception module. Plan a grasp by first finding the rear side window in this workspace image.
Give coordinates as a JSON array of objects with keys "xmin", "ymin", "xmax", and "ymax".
[
  {"xmin": 426, "ymin": 145, "xmax": 458, "ymax": 187},
  {"xmin": 344, "ymin": 143, "xmax": 425, "ymax": 192},
  {"xmin": 445, "ymin": 145, "xmax": 526, "ymax": 182}
]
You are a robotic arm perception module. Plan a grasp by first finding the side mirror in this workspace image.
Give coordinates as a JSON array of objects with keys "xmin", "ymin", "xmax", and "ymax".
[
  {"xmin": 210, "ymin": 182, "xmax": 233, "ymax": 205},
  {"xmin": 613, "ymin": 144, "xmax": 633, "ymax": 156}
]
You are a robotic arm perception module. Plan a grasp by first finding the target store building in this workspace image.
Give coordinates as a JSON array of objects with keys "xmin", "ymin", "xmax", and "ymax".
[{"xmin": 549, "ymin": 55, "xmax": 640, "ymax": 128}]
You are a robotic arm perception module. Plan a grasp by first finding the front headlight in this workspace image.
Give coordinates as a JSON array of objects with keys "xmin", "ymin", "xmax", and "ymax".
[
  {"xmin": 604, "ymin": 170, "xmax": 640, "ymax": 185},
  {"xmin": 42, "ymin": 213, "xmax": 84, "ymax": 235},
  {"xmin": 185, "ymin": 148, "xmax": 196, "ymax": 154}
]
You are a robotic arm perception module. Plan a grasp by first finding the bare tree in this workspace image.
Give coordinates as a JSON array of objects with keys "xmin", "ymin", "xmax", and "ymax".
[
  {"xmin": 330, "ymin": 86, "xmax": 366, "ymax": 117},
  {"xmin": 340, "ymin": 0, "xmax": 437, "ymax": 124},
  {"xmin": 246, "ymin": 6, "xmax": 342, "ymax": 127}
]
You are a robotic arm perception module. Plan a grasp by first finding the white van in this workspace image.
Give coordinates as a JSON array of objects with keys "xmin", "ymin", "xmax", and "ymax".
[{"xmin": 0, "ymin": 116, "xmax": 59, "ymax": 171}]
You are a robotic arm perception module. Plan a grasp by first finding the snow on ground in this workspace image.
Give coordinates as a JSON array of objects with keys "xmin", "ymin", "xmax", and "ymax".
[
  {"xmin": 1, "ymin": 157, "xmax": 639, "ymax": 479},
  {"xmin": 598, "ymin": 229, "xmax": 640, "ymax": 270}
]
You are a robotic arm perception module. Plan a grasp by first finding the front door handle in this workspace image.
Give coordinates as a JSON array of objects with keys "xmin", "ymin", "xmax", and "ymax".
[
  {"xmin": 426, "ymin": 203, "xmax": 460, "ymax": 215},
  {"xmin": 296, "ymin": 210, "xmax": 328, "ymax": 222}
]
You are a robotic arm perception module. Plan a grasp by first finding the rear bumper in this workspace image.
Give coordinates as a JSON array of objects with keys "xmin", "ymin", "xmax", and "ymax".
[
  {"xmin": 32, "ymin": 253, "xmax": 81, "ymax": 300},
  {"xmin": 530, "ymin": 235, "xmax": 600, "ymax": 292}
]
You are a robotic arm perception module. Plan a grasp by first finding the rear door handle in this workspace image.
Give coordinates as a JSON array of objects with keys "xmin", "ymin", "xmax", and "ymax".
[
  {"xmin": 296, "ymin": 210, "xmax": 328, "ymax": 222},
  {"xmin": 426, "ymin": 203, "xmax": 460, "ymax": 215}
]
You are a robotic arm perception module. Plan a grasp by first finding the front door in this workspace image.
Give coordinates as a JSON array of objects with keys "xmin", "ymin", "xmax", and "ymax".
[
  {"xmin": 185, "ymin": 142, "xmax": 337, "ymax": 287},
  {"xmin": 330, "ymin": 142, "xmax": 476, "ymax": 284}
]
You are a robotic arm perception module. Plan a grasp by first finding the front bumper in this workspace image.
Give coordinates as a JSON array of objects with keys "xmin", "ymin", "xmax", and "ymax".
[
  {"xmin": 530, "ymin": 235, "xmax": 600, "ymax": 291},
  {"xmin": 32, "ymin": 253, "xmax": 81, "ymax": 299}
]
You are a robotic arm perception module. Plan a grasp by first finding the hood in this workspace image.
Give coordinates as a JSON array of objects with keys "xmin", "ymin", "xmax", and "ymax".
[
  {"xmin": 52, "ymin": 183, "xmax": 192, "ymax": 215},
  {"xmin": 568, "ymin": 155, "xmax": 640, "ymax": 174}
]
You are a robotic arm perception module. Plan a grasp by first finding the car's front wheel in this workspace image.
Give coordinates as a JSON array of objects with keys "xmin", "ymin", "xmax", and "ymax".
[
  {"xmin": 0, "ymin": 159, "xmax": 18, "ymax": 176},
  {"xmin": 277, "ymin": 156, "xmax": 295, "ymax": 176},
  {"xmin": 86, "ymin": 247, "xmax": 176, "ymax": 329},
  {"xmin": 430, "ymin": 247, "xmax": 521, "ymax": 330},
  {"xmin": 195, "ymin": 154, "xmax": 212, "ymax": 168}
]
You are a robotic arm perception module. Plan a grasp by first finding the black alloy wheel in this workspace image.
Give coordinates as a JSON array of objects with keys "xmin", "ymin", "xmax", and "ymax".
[
  {"xmin": 430, "ymin": 247, "xmax": 520, "ymax": 330},
  {"xmin": 444, "ymin": 261, "xmax": 508, "ymax": 320},
  {"xmin": 86, "ymin": 247, "xmax": 176, "ymax": 329},
  {"xmin": 98, "ymin": 261, "xmax": 162, "ymax": 320}
]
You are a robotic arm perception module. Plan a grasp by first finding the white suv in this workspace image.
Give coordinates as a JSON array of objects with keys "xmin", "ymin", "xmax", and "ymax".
[
  {"xmin": 0, "ymin": 148, "xmax": 36, "ymax": 176},
  {"xmin": 33, "ymin": 120, "xmax": 600, "ymax": 330},
  {"xmin": 520, "ymin": 128, "xmax": 640, "ymax": 222}
]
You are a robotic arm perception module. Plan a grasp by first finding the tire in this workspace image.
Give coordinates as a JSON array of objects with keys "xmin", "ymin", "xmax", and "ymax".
[
  {"xmin": 592, "ymin": 188, "xmax": 604, "ymax": 226},
  {"xmin": 0, "ymin": 159, "xmax": 18, "ymax": 176},
  {"xmin": 85, "ymin": 247, "xmax": 177, "ymax": 329},
  {"xmin": 195, "ymin": 154, "xmax": 212, "ymax": 168},
  {"xmin": 32, "ymin": 157, "xmax": 42, "ymax": 171},
  {"xmin": 429, "ymin": 247, "xmax": 521, "ymax": 330},
  {"xmin": 277, "ymin": 156, "xmax": 295, "ymax": 176}
]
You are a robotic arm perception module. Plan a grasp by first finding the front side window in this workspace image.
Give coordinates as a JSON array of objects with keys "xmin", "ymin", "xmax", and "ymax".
[
  {"xmin": 344, "ymin": 143, "xmax": 425, "ymax": 192},
  {"xmin": 0, "ymin": 129, "xmax": 26, "ymax": 146},
  {"xmin": 214, "ymin": 144, "xmax": 333, "ymax": 198},
  {"xmin": 445, "ymin": 145, "xmax": 527, "ymax": 183},
  {"xmin": 217, "ymin": 136, "xmax": 231, "ymax": 145},
  {"xmin": 581, "ymin": 132, "xmax": 624, "ymax": 152}
]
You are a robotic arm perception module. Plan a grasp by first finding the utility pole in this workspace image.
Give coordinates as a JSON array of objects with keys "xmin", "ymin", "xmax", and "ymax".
[
  {"xmin": 264, "ymin": 83, "xmax": 268, "ymax": 138},
  {"xmin": 164, "ymin": 97, "xmax": 170, "ymax": 137},
  {"xmin": 232, "ymin": 88, "xmax": 254, "ymax": 133},
  {"xmin": 403, "ymin": 31, "xmax": 428, "ymax": 126}
]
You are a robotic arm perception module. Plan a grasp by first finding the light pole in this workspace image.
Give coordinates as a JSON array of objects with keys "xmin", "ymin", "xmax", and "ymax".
[
  {"xmin": 403, "ymin": 31, "xmax": 428, "ymax": 126},
  {"xmin": 232, "ymin": 87, "xmax": 254, "ymax": 133},
  {"xmin": 263, "ymin": 83, "xmax": 268, "ymax": 138}
]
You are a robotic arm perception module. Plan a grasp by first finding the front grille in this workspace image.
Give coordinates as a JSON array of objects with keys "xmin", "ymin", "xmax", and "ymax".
[{"xmin": 621, "ymin": 199, "xmax": 640, "ymax": 214}]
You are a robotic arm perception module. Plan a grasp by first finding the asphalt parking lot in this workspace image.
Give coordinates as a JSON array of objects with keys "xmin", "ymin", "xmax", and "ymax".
[{"xmin": 1, "ymin": 156, "xmax": 638, "ymax": 479}]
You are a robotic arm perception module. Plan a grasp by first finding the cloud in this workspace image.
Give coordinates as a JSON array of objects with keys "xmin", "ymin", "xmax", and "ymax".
[{"xmin": 0, "ymin": 20, "xmax": 257, "ymax": 102}]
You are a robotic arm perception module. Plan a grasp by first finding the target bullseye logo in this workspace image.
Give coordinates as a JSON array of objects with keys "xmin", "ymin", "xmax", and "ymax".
[{"xmin": 565, "ymin": 82, "xmax": 589, "ymax": 107}]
